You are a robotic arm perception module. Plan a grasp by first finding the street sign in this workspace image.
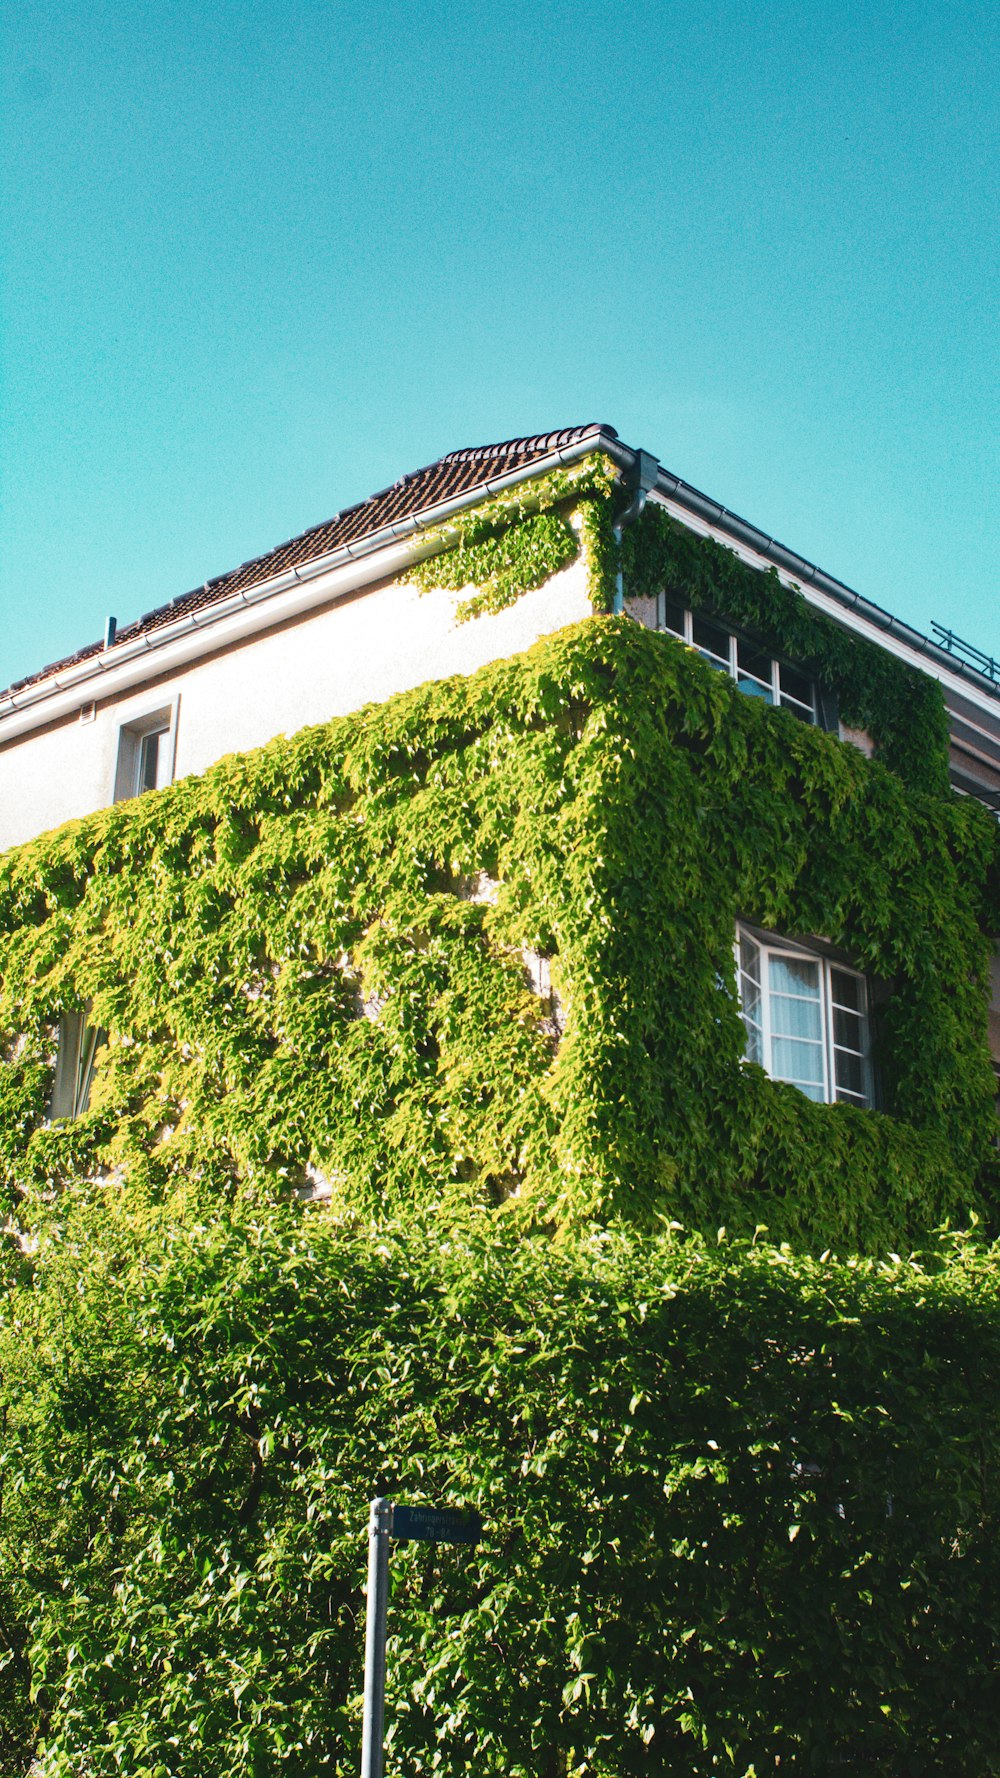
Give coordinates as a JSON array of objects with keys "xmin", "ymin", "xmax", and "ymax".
[
  {"xmin": 360, "ymin": 1496, "xmax": 484, "ymax": 1778},
  {"xmin": 392, "ymin": 1503, "xmax": 482, "ymax": 1546}
]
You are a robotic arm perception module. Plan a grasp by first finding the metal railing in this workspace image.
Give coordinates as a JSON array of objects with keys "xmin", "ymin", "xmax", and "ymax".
[{"xmin": 932, "ymin": 622, "xmax": 1000, "ymax": 684}]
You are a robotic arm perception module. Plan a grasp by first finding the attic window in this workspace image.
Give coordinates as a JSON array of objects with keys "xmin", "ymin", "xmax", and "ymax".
[
  {"xmin": 113, "ymin": 702, "xmax": 177, "ymax": 802},
  {"xmin": 656, "ymin": 595, "xmax": 817, "ymax": 723}
]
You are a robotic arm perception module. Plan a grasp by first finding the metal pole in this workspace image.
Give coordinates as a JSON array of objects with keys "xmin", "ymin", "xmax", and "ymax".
[{"xmin": 360, "ymin": 1496, "xmax": 392, "ymax": 1778}]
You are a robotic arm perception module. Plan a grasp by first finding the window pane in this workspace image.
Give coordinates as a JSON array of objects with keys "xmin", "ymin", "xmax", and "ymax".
[
  {"xmin": 50, "ymin": 1011, "xmax": 84, "ymax": 1120},
  {"xmin": 769, "ymin": 955, "xmax": 820, "ymax": 998},
  {"xmin": 771, "ymin": 1037, "xmax": 825, "ymax": 1085},
  {"xmin": 75, "ymin": 1022, "xmax": 107, "ymax": 1116},
  {"xmin": 833, "ymin": 1006, "xmax": 864, "ymax": 1051},
  {"xmin": 736, "ymin": 640, "xmax": 775, "ymax": 693},
  {"xmin": 739, "ymin": 935, "xmax": 761, "ymax": 985},
  {"xmin": 50, "ymin": 1011, "xmax": 105, "ymax": 1120},
  {"xmin": 740, "ymin": 969, "xmax": 763, "ymax": 1049},
  {"xmin": 738, "ymin": 934, "xmax": 763, "ymax": 1064},
  {"xmin": 659, "ymin": 594, "xmax": 686, "ymax": 637},
  {"xmin": 781, "ymin": 697, "xmax": 815, "ymax": 724},
  {"xmin": 832, "ymin": 963, "xmax": 869, "ymax": 1106},
  {"xmin": 794, "ymin": 1080, "xmax": 825, "ymax": 1102},
  {"xmin": 771, "ymin": 992, "xmax": 823, "ymax": 1041},
  {"xmin": 737, "ymin": 673, "xmax": 774, "ymax": 703},
  {"xmin": 779, "ymin": 663, "xmax": 814, "ymax": 707},
  {"xmin": 831, "ymin": 969, "xmax": 862, "ymax": 1012},
  {"xmin": 741, "ymin": 977, "xmax": 762, "ymax": 1024},
  {"xmin": 834, "ymin": 1049, "xmax": 865, "ymax": 1097},
  {"xmin": 139, "ymin": 731, "xmax": 161, "ymax": 793},
  {"xmin": 691, "ymin": 613, "xmax": 730, "ymax": 669},
  {"xmin": 737, "ymin": 639, "xmax": 774, "ymax": 681}
]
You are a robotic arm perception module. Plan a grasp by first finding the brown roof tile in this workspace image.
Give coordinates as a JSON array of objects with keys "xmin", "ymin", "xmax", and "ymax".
[{"xmin": 3, "ymin": 424, "xmax": 616, "ymax": 703}]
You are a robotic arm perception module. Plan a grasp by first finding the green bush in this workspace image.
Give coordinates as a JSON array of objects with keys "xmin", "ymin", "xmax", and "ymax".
[{"xmin": 4, "ymin": 1198, "xmax": 1000, "ymax": 1775}]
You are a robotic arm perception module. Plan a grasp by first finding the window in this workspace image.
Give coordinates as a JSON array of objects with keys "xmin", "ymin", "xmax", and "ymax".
[
  {"xmin": 736, "ymin": 927, "xmax": 872, "ymax": 1107},
  {"xmin": 49, "ymin": 1009, "xmax": 105, "ymax": 1120},
  {"xmin": 113, "ymin": 703, "xmax": 177, "ymax": 803},
  {"xmin": 655, "ymin": 595, "xmax": 817, "ymax": 723}
]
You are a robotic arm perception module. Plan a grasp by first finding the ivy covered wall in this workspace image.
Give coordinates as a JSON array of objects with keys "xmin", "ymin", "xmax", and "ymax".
[
  {"xmin": 405, "ymin": 454, "xmax": 619, "ymax": 619},
  {"xmin": 4, "ymin": 482, "xmax": 1000, "ymax": 1773},
  {"xmin": 1, "ymin": 615, "xmax": 995, "ymax": 1253},
  {"xmin": 622, "ymin": 503, "xmax": 953, "ymax": 794}
]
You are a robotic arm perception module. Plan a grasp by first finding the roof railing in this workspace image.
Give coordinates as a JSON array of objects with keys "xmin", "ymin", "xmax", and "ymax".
[{"xmin": 932, "ymin": 623, "xmax": 1000, "ymax": 685}]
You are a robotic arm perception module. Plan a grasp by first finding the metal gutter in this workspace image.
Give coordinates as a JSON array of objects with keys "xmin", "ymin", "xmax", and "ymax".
[
  {"xmin": 0, "ymin": 427, "xmax": 634, "ymax": 739},
  {"xmin": 612, "ymin": 450, "xmax": 661, "ymax": 614}
]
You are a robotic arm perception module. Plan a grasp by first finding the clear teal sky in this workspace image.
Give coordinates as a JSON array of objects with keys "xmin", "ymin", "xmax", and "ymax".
[{"xmin": 2, "ymin": 0, "xmax": 997, "ymax": 691}]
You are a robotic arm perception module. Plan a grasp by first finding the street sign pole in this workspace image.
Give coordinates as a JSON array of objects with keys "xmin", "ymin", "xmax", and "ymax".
[
  {"xmin": 359, "ymin": 1495, "xmax": 482, "ymax": 1777},
  {"xmin": 360, "ymin": 1496, "xmax": 392, "ymax": 1778}
]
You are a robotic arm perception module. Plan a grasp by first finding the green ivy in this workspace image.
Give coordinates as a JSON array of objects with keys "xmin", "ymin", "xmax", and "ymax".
[
  {"xmin": 403, "ymin": 462, "xmax": 951, "ymax": 797},
  {"xmin": 622, "ymin": 504, "xmax": 952, "ymax": 793},
  {"xmin": 0, "ymin": 618, "xmax": 995, "ymax": 1252},
  {"xmin": 406, "ymin": 456, "xmax": 620, "ymax": 619}
]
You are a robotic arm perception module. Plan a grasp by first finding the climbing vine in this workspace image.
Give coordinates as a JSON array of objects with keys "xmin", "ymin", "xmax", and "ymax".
[
  {"xmin": 406, "ymin": 455, "xmax": 619, "ymax": 619},
  {"xmin": 0, "ymin": 618, "xmax": 995, "ymax": 1252},
  {"xmin": 3, "ymin": 475, "xmax": 1000, "ymax": 1775},
  {"xmin": 404, "ymin": 462, "xmax": 952, "ymax": 798},
  {"xmin": 622, "ymin": 503, "xmax": 952, "ymax": 793}
]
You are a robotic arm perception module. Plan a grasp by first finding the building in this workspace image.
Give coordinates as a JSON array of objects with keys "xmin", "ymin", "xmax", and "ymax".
[
  {"xmin": 5, "ymin": 422, "xmax": 1000, "ymax": 850},
  {"xmin": 0, "ymin": 423, "xmax": 998, "ymax": 1244}
]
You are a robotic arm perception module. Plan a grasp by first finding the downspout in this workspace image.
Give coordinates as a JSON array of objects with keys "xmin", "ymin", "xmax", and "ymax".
[{"xmin": 612, "ymin": 450, "xmax": 660, "ymax": 613}]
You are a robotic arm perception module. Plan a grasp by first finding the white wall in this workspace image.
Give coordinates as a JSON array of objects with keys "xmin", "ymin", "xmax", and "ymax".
[{"xmin": 0, "ymin": 559, "xmax": 592, "ymax": 854}]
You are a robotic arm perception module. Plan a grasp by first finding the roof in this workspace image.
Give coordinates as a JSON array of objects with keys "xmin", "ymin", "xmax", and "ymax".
[
  {"xmin": 1, "ymin": 424, "xmax": 617, "ymax": 703},
  {"xmin": 5, "ymin": 419, "xmax": 1000, "ymax": 724}
]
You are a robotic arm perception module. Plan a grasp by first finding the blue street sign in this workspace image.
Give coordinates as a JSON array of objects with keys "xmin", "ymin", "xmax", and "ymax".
[{"xmin": 392, "ymin": 1504, "xmax": 482, "ymax": 1546}]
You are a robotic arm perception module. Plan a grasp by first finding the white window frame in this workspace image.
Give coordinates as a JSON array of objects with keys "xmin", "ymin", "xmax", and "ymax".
[
  {"xmin": 113, "ymin": 698, "xmax": 178, "ymax": 803},
  {"xmin": 655, "ymin": 596, "xmax": 817, "ymax": 723},
  {"xmin": 735, "ymin": 925, "xmax": 873, "ymax": 1108}
]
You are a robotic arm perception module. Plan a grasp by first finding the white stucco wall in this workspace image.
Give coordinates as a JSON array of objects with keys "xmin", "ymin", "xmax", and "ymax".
[{"xmin": 0, "ymin": 557, "xmax": 593, "ymax": 855}]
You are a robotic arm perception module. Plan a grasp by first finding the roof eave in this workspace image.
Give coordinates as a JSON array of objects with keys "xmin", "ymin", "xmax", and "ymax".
[{"xmin": 0, "ymin": 427, "xmax": 631, "ymax": 741}]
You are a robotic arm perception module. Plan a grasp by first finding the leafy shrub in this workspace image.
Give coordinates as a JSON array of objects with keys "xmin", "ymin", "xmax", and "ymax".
[{"xmin": 3, "ymin": 1199, "xmax": 1000, "ymax": 1775}]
